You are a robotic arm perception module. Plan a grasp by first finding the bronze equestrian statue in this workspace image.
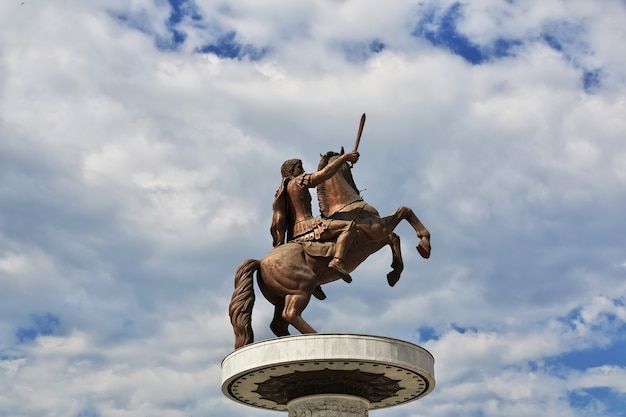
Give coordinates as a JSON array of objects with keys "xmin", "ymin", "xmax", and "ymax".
[
  {"xmin": 228, "ymin": 119, "xmax": 431, "ymax": 349},
  {"xmin": 271, "ymin": 152, "xmax": 360, "ymax": 283}
]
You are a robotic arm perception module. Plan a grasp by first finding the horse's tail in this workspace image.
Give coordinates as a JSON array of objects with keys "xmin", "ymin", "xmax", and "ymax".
[{"xmin": 229, "ymin": 259, "xmax": 260, "ymax": 349}]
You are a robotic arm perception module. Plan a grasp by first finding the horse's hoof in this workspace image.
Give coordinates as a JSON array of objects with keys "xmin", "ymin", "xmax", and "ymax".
[
  {"xmin": 270, "ymin": 326, "xmax": 290, "ymax": 337},
  {"xmin": 387, "ymin": 271, "xmax": 400, "ymax": 287},
  {"xmin": 337, "ymin": 272, "xmax": 352, "ymax": 283},
  {"xmin": 313, "ymin": 286, "xmax": 327, "ymax": 300},
  {"xmin": 417, "ymin": 240, "xmax": 431, "ymax": 259}
]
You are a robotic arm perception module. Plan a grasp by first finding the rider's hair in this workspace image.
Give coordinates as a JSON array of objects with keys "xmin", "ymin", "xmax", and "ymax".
[{"xmin": 281, "ymin": 159, "xmax": 301, "ymax": 178}]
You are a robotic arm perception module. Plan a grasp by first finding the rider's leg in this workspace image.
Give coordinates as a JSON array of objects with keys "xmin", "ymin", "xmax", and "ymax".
[{"xmin": 326, "ymin": 221, "xmax": 356, "ymax": 283}]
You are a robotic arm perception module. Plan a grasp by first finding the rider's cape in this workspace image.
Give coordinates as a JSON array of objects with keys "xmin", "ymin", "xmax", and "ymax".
[
  {"xmin": 270, "ymin": 176, "xmax": 335, "ymax": 258},
  {"xmin": 270, "ymin": 177, "xmax": 289, "ymax": 247}
]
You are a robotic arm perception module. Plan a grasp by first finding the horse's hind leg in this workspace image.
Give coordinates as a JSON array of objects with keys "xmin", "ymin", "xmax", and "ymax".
[
  {"xmin": 270, "ymin": 299, "xmax": 290, "ymax": 337},
  {"xmin": 283, "ymin": 292, "xmax": 316, "ymax": 334},
  {"xmin": 257, "ymin": 273, "xmax": 290, "ymax": 337}
]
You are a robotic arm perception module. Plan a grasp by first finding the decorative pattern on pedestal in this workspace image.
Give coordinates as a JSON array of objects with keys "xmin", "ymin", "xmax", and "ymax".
[
  {"xmin": 287, "ymin": 395, "xmax": 370, "ymax": 417},
  {"xmin": 255, "ymin": 368, "xmax": 401, "ymax": 404}
]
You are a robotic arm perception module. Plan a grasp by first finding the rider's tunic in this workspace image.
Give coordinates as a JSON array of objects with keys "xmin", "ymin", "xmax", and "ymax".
[{"xmin": 288, "ymin": 173, "xmax": 332, "ymax": 242}]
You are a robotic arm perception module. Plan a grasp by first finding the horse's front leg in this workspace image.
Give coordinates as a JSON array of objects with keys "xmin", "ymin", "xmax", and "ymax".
[
  {"xmin": 389, "ymin": 206, "xmax": 431, "ymax": 259},
  {"xmin": 386, "ymin": 233, "xmax": 404, "ymax": 287}
]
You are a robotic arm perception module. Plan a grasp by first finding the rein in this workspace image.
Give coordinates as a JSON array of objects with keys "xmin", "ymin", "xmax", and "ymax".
[{"xmin": 324, "ymin": 199, "xmax": 366, "ymax": 220}]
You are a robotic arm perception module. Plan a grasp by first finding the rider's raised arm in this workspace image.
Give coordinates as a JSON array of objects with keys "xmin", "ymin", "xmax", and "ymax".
[{"xmin": 308, "ymin": 151, "xmax": 359, "ymax": 187}]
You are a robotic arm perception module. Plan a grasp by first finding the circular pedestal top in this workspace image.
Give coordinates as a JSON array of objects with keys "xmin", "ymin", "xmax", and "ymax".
[{"xmin": 221, "ymin": 334, "xmax": 435, "ymax": 411}]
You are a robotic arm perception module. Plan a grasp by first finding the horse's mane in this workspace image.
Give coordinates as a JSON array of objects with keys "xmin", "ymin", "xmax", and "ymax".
[{"xmin": 317, "ymin": 150, "xmax": 360, "ymax": 218}]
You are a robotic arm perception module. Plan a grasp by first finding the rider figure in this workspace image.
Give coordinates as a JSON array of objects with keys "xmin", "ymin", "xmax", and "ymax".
[{"xmin": 271, "ymin": 151, "xmax": 360, "ymax": 283}]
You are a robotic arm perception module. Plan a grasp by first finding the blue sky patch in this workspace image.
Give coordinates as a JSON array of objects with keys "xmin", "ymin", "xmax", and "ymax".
[
  {"xmin": 342, "ymin": 39, "xmax": 386, "ymax": 62},
  {"xmin": 370, "ymin": 39, "xmax": 385, "ymax": 54},
  {"xmin": 583, "ymin": 69, "xmax": 602, "ymax": 93},
  {"xmin": 569, "ymin": 388, "xmax": 626, "ymax": 417},
  {"xmin": 113, "ymin": 0, "xmax": 267, "ymax": 58},
  {"xmin": 449, "ymin": 322, "xmax": 478, "ymax": 334},
  {"xmin": 417, "ymin": 325, "xmax": 439, "ymax": 341},
  {"xmin": 163, "ymin": 0, "xmax": 203, "ymax": 48},
  {"xmin": 15, "ymin": 313, "xmax": 60, "ymax": 343},
  {"xmin": 542, "ymin": 32, "xmax": 564, "ymax": 52},
  {"xmin": 412, "ymin": 2, "xmax": 520, "ymax": 65},
  {"xmin": 541, "ymin": 20, "xmax": 587, "ymax": 55},
  {"xmin": 411, "ymin": 0, "xmax": 601, "ymax": 94},
  {"xmin": 560, "ymin": 299, "xmax": 625, "ymax": 335},
  {"xmin": 491, "ymin": 38, "xmax": 522, "ymax": 58},
  {"xmin": 75, "ymin": 405, "xmax": 101, "ymax": 417},
  {"xmin": 0, "ymin": 347, "xmax": 26, "ymax": 362},
  {"xmin": 541, "ymin": 21, "xmax": 602, "ymax": 93},
  {"xmin": 415, "ymin": 323, "xmax": 479, "ymax": 343},
  {"xmin": 110, "ymin": 10, "xmax": 183, "ymax": 51},
  {"xmin": 413, "ymin": 2, "xmax": 485, "ymax": 65},
  {"xmin": 111, "ymin": 0, "xmax": 203, "ymax": 51},
  {"xmin": 110, "ymin": 10, "xmax": 153, "ymax": 37},
  {"xmin": 547, "ymin": 337, "xmax": 626, "ymax": 371},
  {"xmin": 548, "ymin": 299, "xmax": 626, "ymax": 371},
  {"xmin": 197, "ymin": 31, "xmax": 267, "ymax": 60},
  {"xmin": 167, "ymin": 0, "xmax": 202, "ymax": 26}
]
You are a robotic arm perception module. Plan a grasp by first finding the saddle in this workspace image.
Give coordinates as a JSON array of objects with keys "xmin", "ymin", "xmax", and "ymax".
[{"xmin": 300, "ymin": 241, "xmax": 335, "ymax": 258}]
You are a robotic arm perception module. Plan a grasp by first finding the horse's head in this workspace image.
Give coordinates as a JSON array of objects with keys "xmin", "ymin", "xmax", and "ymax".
[
  {"xmin": 317, "ymin": 148, "xmax": 343, "ymax": 171},
  {"xmin": 317, "ymin": 148, "xmax": 360, "ymax": 217}
]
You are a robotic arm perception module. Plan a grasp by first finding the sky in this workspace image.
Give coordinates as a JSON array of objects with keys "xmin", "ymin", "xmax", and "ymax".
[{"xmin": 1, "ymin": 0, "xmax": 625, "ymax": 416}]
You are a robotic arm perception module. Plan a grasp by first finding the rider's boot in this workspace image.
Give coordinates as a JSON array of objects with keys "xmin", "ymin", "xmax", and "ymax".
[
  {"xmin": 329, "ymin": 257, "xmax": 352, "ymax": 283},
  {"xmin": 329, "ymin": 223, "xmax": 356, "ymax": 283}
]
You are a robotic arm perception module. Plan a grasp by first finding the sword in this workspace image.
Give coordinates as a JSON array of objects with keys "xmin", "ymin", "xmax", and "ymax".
[
  {"xmin": 353, "ymin": 113, "xmax": 366, "ymax": 152},
  {"xmin": 350, "ymin": 113, "xmax": 366, "ymax": 167}
]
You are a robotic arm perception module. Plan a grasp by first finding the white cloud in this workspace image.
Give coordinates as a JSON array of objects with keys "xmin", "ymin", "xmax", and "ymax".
[
  {"xmin": 569, "ymin": 365, "xmax": 626, "ymax": 393},
  {"xmin": 1, "ymin": 1, "xmax": 626, "ymax": 417}
]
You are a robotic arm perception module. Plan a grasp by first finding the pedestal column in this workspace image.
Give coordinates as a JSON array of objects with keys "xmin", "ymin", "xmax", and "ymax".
[{"xmin": 287, "ymin": 395, "xmax": 369, "ymax": 417}]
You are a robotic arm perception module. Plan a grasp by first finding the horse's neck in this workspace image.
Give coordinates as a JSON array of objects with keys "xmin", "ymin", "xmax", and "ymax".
[{"xmin": 319, "ymin": 173, "xmax": 361, "ymax": 217}]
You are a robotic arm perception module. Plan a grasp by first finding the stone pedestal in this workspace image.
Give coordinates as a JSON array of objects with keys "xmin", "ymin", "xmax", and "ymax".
[{"xmin": 221, "ymin": 334, "xmax": 435, "ymax": 416}]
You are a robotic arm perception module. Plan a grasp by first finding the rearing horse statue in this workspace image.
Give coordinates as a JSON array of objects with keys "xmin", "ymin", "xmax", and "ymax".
[{"xmin": 228, "ymin": 150, "xmax": 430, "ymax": 348}]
